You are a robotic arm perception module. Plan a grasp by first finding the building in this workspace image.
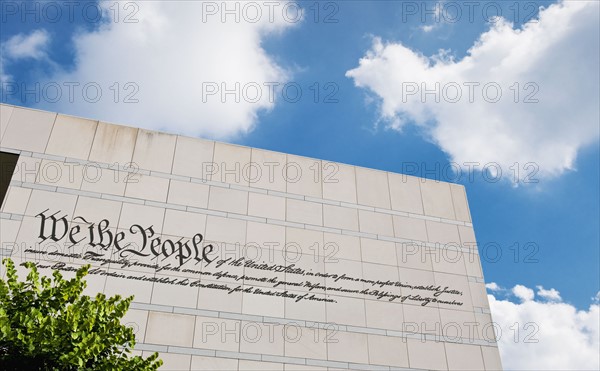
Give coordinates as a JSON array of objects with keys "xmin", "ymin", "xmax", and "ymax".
[{"xmin": 0, "ymin": 103, "xmax": 502, "ymax": 370}]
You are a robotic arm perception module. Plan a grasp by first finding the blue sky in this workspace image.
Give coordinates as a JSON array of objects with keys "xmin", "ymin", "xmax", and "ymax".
[{"xmin": 1, "ymin": 1, "xmax": 599, "ymax": 368}]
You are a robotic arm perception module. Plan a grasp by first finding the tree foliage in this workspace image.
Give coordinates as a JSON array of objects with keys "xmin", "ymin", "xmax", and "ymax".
[{"xmin": 0, "ymin": 258, "xmax": 162, "ymax": 370}]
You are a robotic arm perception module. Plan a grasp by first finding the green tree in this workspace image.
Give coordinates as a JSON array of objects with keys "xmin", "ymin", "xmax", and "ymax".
[{"xmin": 0, "ymin": 258, "xmax": 162, "ymax": 370}]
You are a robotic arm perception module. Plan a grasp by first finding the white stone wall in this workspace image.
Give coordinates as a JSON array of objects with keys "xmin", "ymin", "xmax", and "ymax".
[{"xmin": 0, "ymin": 103, "xmax": 502, "ymax": 370}]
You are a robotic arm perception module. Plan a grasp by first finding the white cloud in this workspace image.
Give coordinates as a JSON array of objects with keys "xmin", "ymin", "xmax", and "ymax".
[
  {"xmin": 34, "ymin": 1, "xmax": 297, "ymax": 139},
  {"xmin": 346, "ymin": 1, "xmax": 600, "ymax": 182},
  {"xmin": 512, "ymin": 284, "xmax": 535, "ymax": 302},
  {"xmin": 489, "ymin": 286, "xmax": 599, "ymax": 370},
  {"xmin": 3, "ymin": 29, "xmax": 50, "ymax": 60},
  {"xmin": 417, "ymin": 0, "xmax": 445, "ymax": 33},
  {"xmin": 1, "ymin": 29, "xmax": 51, "ymax": 83},
  {"xmin": 420, "ymin": 24, "xmax": 436, "ymax": 33},
  {"xmin": 537, "ymin": 285, "xmax": 562, "ymax": 301},
  {"xmin": 485, "ymin": 282, "xmax": 502, "ymax": 291},
  {"xmin": 0, "ymin": 58, "xmax": 8, "ymax": 84}
]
